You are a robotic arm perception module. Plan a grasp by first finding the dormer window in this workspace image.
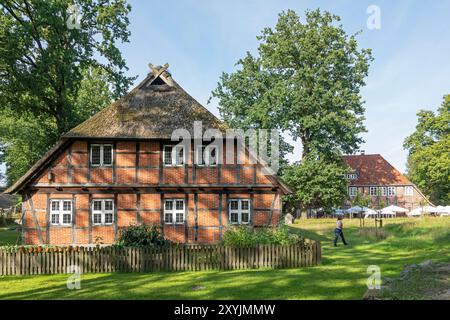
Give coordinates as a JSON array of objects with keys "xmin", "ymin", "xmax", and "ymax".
[
  {"xmin": 345, "ymin": 173, "xmax": 358, "ymax": 180},
  {"xmin": 90, "ymin": 144, "xmax": 113, "ymax": 167}
]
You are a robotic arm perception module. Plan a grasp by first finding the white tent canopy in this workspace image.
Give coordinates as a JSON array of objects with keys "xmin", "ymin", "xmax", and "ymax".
[
  {"xmin": 346, "ymin": 206, "xmax": 371, "ymax": 213},
  {"xmin": 364, "ymin": 209, "xmax": 378, "ymax": 218},
  {"xmin": 408, "ymin": 207, "xmax": 425, "ymax": 216},
  {"xmin": 381, "ymin": 205, "xmax": 408, "ymax": 214}
]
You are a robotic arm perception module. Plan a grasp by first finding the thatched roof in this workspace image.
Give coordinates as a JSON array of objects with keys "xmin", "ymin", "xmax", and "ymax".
[{"xmin": 65, "ymin": 64, "xmax": 227, "ymax": 139}]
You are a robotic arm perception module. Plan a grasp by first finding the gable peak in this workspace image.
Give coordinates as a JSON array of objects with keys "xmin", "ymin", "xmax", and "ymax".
[{"xmin": 147, "ymin": 63, "xmax": 174, "ymax": 86}]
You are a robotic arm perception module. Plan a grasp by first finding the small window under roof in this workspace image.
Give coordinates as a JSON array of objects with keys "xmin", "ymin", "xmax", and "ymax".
[{"xmin": 151, "ymin": 76, "xmax": 166, "ymax": 85}]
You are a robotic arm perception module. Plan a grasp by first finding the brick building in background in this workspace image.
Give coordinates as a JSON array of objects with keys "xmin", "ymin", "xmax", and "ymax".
[
  {"xmin": 5, "ymin": 64, "xmax": 290, "ymax": 245},
  {"xmin": 342, "ymin": 154, "xmax": 431, "ymax": 211}
]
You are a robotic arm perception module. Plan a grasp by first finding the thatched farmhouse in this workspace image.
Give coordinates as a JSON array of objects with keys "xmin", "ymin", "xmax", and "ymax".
[{"xmin": 5, "ymin": 64, "xmax": 290, "ymax": 245}]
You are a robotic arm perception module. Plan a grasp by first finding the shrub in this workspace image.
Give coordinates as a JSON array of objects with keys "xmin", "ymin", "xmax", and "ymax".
[
  {"xmin": 222, "ymin": 225, "xmax": 303, "ymax": 247},
  {"xmin": 116, "ymin": 224, "xmax": 171, "ymax": 247}
]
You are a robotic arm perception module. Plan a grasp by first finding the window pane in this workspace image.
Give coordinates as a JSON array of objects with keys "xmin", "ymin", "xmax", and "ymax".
[
  {"xmin": 93, "ymin": 201, "xmax": 102, "ymax": 211},
  {"xmin": 164, "ymin": 213, "xmax": 173, "ymax": 223},
  {"xmin": 241, "ymin": 200, "xmax": 249, "ymax": 211},
  {"xmin": 63, "ymin": 201, "xmax": 71, "ymax": 211},
  {"xmin": 63, "ymin": 214, "xmax": 71, "ymax": 224},
  {"xmin": 175, "ymin": 212, "xmax": 184, "ymax": 223},
  {"xmin": 103, "ymin": 145, "xmax": 113, "ymax": 165},
  {"xmin": 105, "ymin": 213, "xmax": 113, "ymax": 224},
  {"xmin": 230, "ymin": 200, "xmax": 238, "ymax": 210},
  {"xmin": 230, "ymin": 212, "xmax": 239, "ymax": 223},
  {"xmin": 104, "ymin": 200, "xmax": 113, "ymax": 211},
  {"xmin": 175, "ymin": 200, "xmax": 184, "ymax": 210},
  {"xmin": 51, "ymin": 214, "xmax": 59, "ymax": 224},
  {"xmin": 164, "ymin": 146, "xmax": 172, "ymax": 165},
  {"xmin": 51, "ymin": 201, "xmax": 59, "ymax": 211},
  {"xmin": 93, "ymin": 214, "xmax": 102, "ymax": 224},
  {"xmin": 197, "ymin": 146, "xmax": 205, "ymax": 165},
  {"xmin": 91, "ymin": 146, "xmax": 101, "ymax": 165},
  {"xmin": 241, "ymin": 212, "xmax": 249, "ymax": 223},
  {"xmin": 165, "ymin": 200, "xmax": 173, "ymax": 210},
  {"xmin": 176, "ymin": 146, "xmax": 184, "ymax": 165},
  {"xmin": 208, "ymin": 147, "xmax": 217, "ymax": 165}
]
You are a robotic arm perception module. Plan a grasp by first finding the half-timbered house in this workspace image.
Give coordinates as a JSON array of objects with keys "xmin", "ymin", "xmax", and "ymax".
[{"xmin": 4, "ymin": 64, "xmax": 290, "ymax": 245}]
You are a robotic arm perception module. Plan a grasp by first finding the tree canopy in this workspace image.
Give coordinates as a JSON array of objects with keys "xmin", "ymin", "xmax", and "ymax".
[
  {"xmin": 212, "ymin": 9, "xmax": 371, "ymax": 210},
  {"xmin": 404, "ymin": 95, "xmax": 450, "ymax": 205},
  {"xmin": 211, "ymin": 9, "xmax": 372, "ymax": 161},
  {"xmin": 282, "ymin": 154, "xmax": 350, "ymax": 212},
  {"xmin": 0, "ymin": 0, "xmax": 130, "ymax": 184}
]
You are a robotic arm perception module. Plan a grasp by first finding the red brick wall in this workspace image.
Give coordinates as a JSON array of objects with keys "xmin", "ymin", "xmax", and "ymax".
[
  {"xmin": 347, "ymin": 185, "xmax": 429, "ymax": 211},
  {"xmin": 32, "ymin": 139, "xmax": 276, "ymax": 187},
  {"xmin": 22, "ymin": 191, "xmax": 283, "ymax": 246},
  {"xmin": 24, "ymin": 139, "xmax": 284, "ymax": 245}
]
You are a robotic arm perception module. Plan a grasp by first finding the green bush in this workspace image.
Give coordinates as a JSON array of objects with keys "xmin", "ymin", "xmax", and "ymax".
[
  {"xmin": 116, "ymin": 224, "xmax": 171, "ymax": 247},
  {"xmin": 222, "ymin": 225, "xmax": 303, "ymax": 247}
]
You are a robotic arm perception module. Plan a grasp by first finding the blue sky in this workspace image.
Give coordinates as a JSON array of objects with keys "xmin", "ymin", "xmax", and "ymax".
[
  {"xmin": 1, "ymin": 0, "xmax": 449, "ymax": 184},
  {"xmin": 119, "ymin": 0, "xmax": 450, "ymax": 172}
]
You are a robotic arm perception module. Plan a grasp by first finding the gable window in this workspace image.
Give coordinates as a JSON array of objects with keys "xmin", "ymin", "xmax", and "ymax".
[
  {"xmin": 50, "ymin": 200, "xmax": 72, "ymax": 226},
  {"xmin": 92, "ymin": 199, "xmax": 114, "ymax": 225},
  {"xmin": 163, "ymin": 145, "xmax": 185, "ymax": 166},
  {"xmin": 369, "ymin": 187, "xmax": 378, "ymax": 196},
  {"xmin": 229, "ymin": 199, "xmax": 250, "ymax": 225},
  {"xmin": 387, "ymin": 187, "xmax": 396, "ymax": 196},
  {"xmin": 196, "ymin": 145, "xmax": 218, "ymax": 166},
  {"xmin": 348, "ymin": 187, "xmax": 358, "ymax": 197},
  {"xmin": 164, "ymin": 199, "xmax": 185, "ymax": 224},
  {"xmin": 345, "ymin": 173, "xmax": 358, "ymax": 180},
  {"xmin": 90, "ymin": 144, "xmax": 113, "ymax": 166},
  {"xmin": 404, "ymin": 186, "xmax": 413, "ymax": 196}
]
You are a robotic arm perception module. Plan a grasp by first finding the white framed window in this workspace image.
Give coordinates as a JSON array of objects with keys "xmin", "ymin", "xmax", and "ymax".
[
  {"xmin": 92, "ymin": 199, "xmax": 114, "ymax": 225},
  {"xmin": 404, "ymin": 186, "xmax": 413, "ymax": 196},
  {"xmin": 90, "ymin": 144, "xmax": 113, "ymax": 166},
  {"xmin": 164, "ymin": 199, "xmax": 185, "ymax": 224},
  {"xmin": 348, "ymin": 187, "xmax": 358, "ymax": 197},
  {"xmin": 387, "ymin": 187, "xmax": 396, "ymax": 196},
  {"xmin": 229, "ymin": 199, "xmax": 250, "ymax": 225},
  {"xmin": 196, "ymin": 145, "xmax": 218, "ymax": 166},
  {"xmin": 50, "ymin": 200, "xmax": 72, "ymax": 226},
  {"xmin": 380, "ymin": 187, "xmax": 387, "ymax": 196},
  {"xmin": 163, "ymin": 145, "xmax": 185, "ymax": 166},
  {"xmin": 345, "ymin": 173, "xmax": 358, "ymax": 180},
  {"xmin": 369, "ymin": 187, "xmax": 378, "ymax": 196}
]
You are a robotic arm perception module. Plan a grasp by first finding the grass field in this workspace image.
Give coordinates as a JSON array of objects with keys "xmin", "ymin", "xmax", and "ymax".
[
  {"xmin": 0, "ymin": 217, "xmax": 449, "ymax": 300},
  {"xmin": 0, "ymin": 226, "xmax": 20, "ymax": 246}
]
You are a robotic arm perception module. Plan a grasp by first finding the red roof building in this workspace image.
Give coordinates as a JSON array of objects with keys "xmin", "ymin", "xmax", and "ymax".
[{"xmin": 342, "ymin": 154, "xmax": 430, "ymax": 211}]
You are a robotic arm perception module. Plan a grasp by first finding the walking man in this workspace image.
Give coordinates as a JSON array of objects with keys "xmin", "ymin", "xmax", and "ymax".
[{"xmin": 334, "ymin": 215, "xmax": 348, "ymax": 246}]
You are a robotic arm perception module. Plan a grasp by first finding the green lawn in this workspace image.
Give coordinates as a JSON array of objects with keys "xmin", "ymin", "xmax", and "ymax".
[
  {"xmin": 0, "ymin": 217, "xmax": 449, "ymax": 300},
  {"xmin": 0, "ymin": 226, "xmax": 20, "ymax": 246}
]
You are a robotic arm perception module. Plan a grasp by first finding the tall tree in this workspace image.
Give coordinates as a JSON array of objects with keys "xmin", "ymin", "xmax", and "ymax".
[
  {"xmin": 404, "ymin": 95, "xmax": 450, "ymax": 204},
  {"xmin": 211, "ymin": 9, "xmax": 372, "ymax": 160},
  {"xmin": 0, "ymin": 0, "xmax": 133, "ymax": 135},
  {"xmin": 282, "ymin": 153, "xmax": 350, "ymax": 213},
  {"xmin": 0, "ymin": 66, "xmax": 114, "ymax": 185}
]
